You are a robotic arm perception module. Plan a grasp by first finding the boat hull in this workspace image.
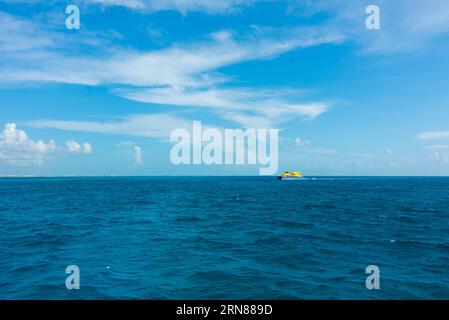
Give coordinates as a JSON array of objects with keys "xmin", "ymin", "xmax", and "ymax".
[{"xmin": 278, "ymin": 176, "xmax": 303, "ymax": 180}]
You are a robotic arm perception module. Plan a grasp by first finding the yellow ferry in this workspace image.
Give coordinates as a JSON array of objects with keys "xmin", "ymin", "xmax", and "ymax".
[{"xmin": 277, "ymin": 171, "xmax": 303, "ymax": 180}]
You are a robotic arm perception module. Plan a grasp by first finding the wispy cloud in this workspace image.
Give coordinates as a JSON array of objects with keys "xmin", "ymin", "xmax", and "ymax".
[
  {"xmin": 87, "ymin": 0, "xmax": 264, "ymax": 14},
  {"xmin": 295, "ymin": 137, "xmax": 311, "ymax": 147},
  {"xmin": 0, "ymin": 21, "xmax": 343, "ymax": 87},
  {"xmin": 117, "ymin": 86, "xmax": 331, "ymax": 128},
  {"xmin": 115, "ymin": 141, "xmax": 144, "ymax": 166},
  {"xmin": 425, "ymin": 145, "xmax": 449, "ymax": 164},
  {"xmin": 287, "ymin": 0, "xmax": 449, "ymax": 54},
  {"xmin": 417, "ymin": 131, "xmax": 449, "ymax": 140},
  {"xmin": 0, "ymin": 12, "xmax": 55, "ymax": 53},
  {"xmin": 1, "ymin": 0, "xmax": 266, "ymax": 15},
  {"xmin": 425, "ymin": 145, "xmax": 449, "ymax": 150},
  {"xmin": 26, "ymin": 114, "xmax": 193, "ymax": 139},
  {"xmin": 0, "ymin": 12, "xmax": 341, "ymax": 127},
  {"xmin": 133, "ymin": 145, "xmax": 144, "ymax": 166}
]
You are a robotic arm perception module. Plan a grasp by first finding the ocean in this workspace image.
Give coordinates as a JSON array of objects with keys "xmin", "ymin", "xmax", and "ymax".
[{"xmin": 1, "ymin": 176, "xmax": 449, "ymax": 299}]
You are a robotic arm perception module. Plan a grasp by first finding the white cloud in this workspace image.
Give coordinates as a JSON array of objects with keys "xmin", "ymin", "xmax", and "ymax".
[
  {"xmin": 133, "ymin": 145, "xmax": 143, "ymax": 166},
  {"xmin": 0, "ymin": 21, "xmax": 343, "ymax": 88},
  {"xmin": 417, "ymin": 131, "xmax": 449, "ymax": 140},
  {"xmin": 117, "ymin": 86, "xmax": 331, "ymax": 127},
  {"xmin": 425, "ymin": 144, "xmax": 449, "ymax": 150},
  {"xmin": 3, "ymin": 0, "xmax": 449, "ymax": 61},
  {"xmin": 295, "ymin": 137, "xmax": 311, "ymax": 147},
  {"xmin": 0, "ymin": 123, "xmax": 93, "ymax": 166},
  {"xmin": 0, "ymin": 12, "xmax": 340, "ymax": 127},
  {"xmin": 424, "ymin": 145, "xmax": 449, "ymax": 164},
  {"xmin": 82, "ymin": 142, "xmax": 93, "ymax": 154},
  {"xmin": 87, "ymin": 0, "xmax": 264, "ymax": 14},
  {"xmin": 221, "ymin": 112, "xmax": 275, "ymax": 129},
  {"xmin": 429, "ymin": 150, "xmax": 449, "ymax": 164},
  {"xmin": 65, "ymin": 140, "xmax": 93, "ymax": 154},
  {"xmin": 0, "ymin": 12, "xmax": 56, "ymax": 53},
  {"xmin": 88, "ymin": 0, "xmax": 147, "ymax": 10},
  {"xmin": 115, "ymin": 141, "xmax": 144, "ymax": 166},
  {"xmin": 286, "ymin": 0, "xmax": 449, "ymax": 54},
  {"xmin": 65, "ymin": 140, "xmax": 82, "ymax": 153},
  {"xmin": 2, "ymin": 0, "xmax": 265, "ymax": 14},
  {"xmin": 0, "ymin": 123, "xmax": 56, "ymax": 165}
]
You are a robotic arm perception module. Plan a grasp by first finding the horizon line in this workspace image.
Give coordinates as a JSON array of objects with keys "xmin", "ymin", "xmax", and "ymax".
[{"xmin": 1, "ymin": 175, "xmax": 449, "ymax": 178}]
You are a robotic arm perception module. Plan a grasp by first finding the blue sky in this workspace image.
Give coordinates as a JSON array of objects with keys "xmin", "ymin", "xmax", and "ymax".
[{"xmin": 0, "ymin": 0, "xmax": 449, "ymax": 176}]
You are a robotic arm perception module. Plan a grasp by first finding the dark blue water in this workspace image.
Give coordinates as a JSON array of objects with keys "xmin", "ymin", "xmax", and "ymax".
[{"xmin": 1, "ymin": 177, "xmax": 449, "ymax": 299}]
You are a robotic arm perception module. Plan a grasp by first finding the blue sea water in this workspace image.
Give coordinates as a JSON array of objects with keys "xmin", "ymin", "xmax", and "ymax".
[{"xmin": 1, "ymin": 176, "xmax": 449, "ymax": 299}]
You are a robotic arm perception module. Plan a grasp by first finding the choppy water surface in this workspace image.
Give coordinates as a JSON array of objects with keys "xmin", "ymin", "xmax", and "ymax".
[{"xmin": 1, "ymin": 177, "xmax": 449, "ymax": 299}]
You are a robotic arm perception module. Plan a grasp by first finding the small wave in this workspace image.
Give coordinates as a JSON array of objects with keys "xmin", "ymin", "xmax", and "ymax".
[
  {"xmin": 174, "ymin": 216, "xmax": 204, "ymax": 223},
  {"xmin": 397, "ymin": 207, "xmax": 442, "ymax": 213},
  {"xmin": 188, "ymin": 270, "xmax": 243, "ymax": 283},
  {"xmin": 250, "ymin": 236, "xmax": 287, "ymax": 246},
  {"xmin": 304, "ymin": 203, "xmax": 339, "ymax": 210}
]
